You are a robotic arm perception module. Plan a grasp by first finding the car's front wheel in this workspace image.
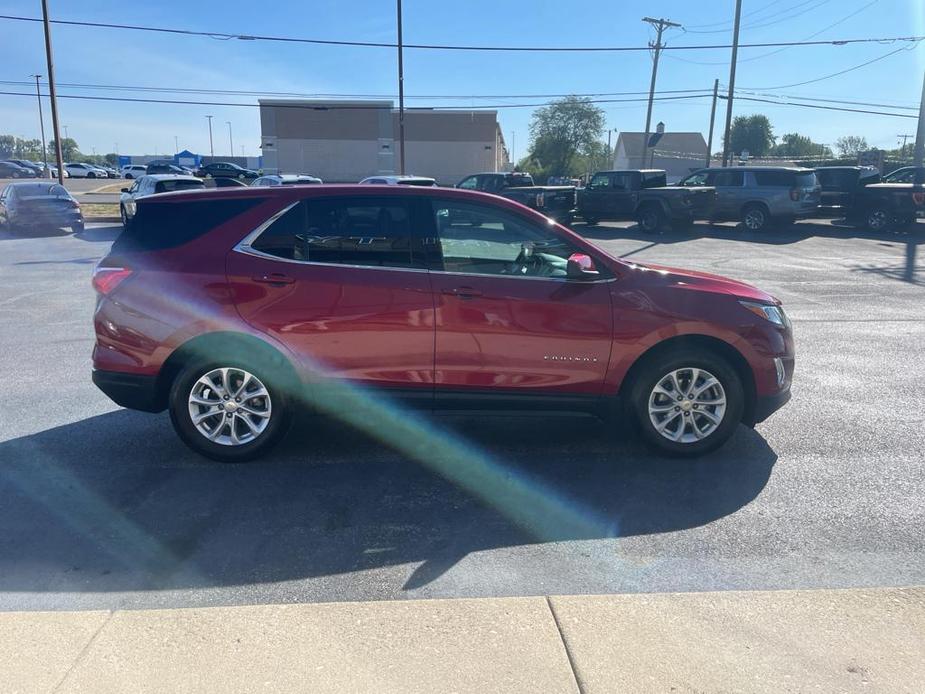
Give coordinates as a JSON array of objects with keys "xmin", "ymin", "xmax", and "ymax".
[
  {"xmin": 742, "ymin": 204, "xmax": 770, "ymax": 231},
  {"xmin": 168, "ymin": 362, "xmax": 292, "ymax": 462},
  {"xmin": 865, "ymin": 207, "xmax": 892, "ymax": 232},
  {"xmin": 631, "ymin": 349, "xmax": 744, "ymax": 456},
  {"xmin": 637, "ymin": 206, "xmax": 666, "ymax": 233},
  {"xmin": 120, "ymin": 205, "xmax": 131, "ymax": 230}
]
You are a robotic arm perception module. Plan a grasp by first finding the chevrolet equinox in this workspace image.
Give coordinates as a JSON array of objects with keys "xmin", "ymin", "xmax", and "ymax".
[{"xmin": 92, "ymin": 185, "xmax": 794, "ymax": 462}]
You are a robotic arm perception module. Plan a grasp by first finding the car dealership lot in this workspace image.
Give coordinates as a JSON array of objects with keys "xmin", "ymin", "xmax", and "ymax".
[{"xmin": 0, "ymin": 219, "xmax": 923, "ymax": 612}]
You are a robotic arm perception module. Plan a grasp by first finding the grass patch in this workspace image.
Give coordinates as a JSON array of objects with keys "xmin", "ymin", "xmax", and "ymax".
[{"xmin": 80, "ymin": 202, "xmax": 120, "ymax": 218}]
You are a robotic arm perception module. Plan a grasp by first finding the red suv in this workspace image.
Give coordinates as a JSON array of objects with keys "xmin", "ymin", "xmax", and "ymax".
[{"xmin": 92, "ymin": 185, "xmax": 794, "ymax": 462}]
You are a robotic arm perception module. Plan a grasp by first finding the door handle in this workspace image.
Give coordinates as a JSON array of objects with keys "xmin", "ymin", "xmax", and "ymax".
[
  {"xmin": 253, "ymin": 273, "xmax": 295, "ymax": 285},
  {"xmin": 441, "ymin": 286, "xmax": 482, "ymax": 300}
]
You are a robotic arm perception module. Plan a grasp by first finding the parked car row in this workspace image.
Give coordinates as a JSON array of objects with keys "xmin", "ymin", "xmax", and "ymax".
[
  {"xmin": 0, "ymin": 181, "xmax": 83, "ymax": 233},
  {"xmin": 0, "ymin": 159, "xmax": 67, "ymax": 179},
  {"xmin": 574, "ymin": 165, "xmax": 924, "ymax": 232}
]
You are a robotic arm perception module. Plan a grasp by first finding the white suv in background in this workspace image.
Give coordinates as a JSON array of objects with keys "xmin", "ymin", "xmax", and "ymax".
[
  {"xmin": 121, "ymin": 165, "xmax": 148, "ymax": 179},
  {"xmin": 65, "ymin": 163, "xmax": 108, "ymax": 179}
]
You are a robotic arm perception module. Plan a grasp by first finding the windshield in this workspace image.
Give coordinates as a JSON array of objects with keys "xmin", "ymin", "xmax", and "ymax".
[{"xmin": 11, "ymin": 183, "xmax": 70, "ymax": 197}]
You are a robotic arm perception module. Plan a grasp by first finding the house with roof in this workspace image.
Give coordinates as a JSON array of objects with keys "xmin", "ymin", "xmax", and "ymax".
[{"xmin": 613, "ymin": 131, "xmax": 709, "ymax": 182}]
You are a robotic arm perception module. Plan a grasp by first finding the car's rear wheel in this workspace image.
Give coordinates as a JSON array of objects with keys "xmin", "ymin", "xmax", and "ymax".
[
  {"xmin": 865, "ymin": 207, "xmax": 892, "ymax": 232},
  {"xmin": 742, "ymin": 204, "xmax": 770, "ymax": 231},
  {"xmin": 630, "ymin": 349, "xmax": 744, "ymax": 457},
  {"xmin": 168, "ymin": 361, "xmax": 292, "ymax": 462},
  {"xmin": 637, "ymin": 206, "xmax": 666, "ymax": 233},
  {"xmin": 583, "ymin": 216, "xmax": 599, "ymax": 226}
]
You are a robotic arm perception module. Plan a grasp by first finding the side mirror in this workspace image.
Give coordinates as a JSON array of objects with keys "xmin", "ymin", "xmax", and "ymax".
[
  {"xmin": 120, "ymin": 187, "xmax": 128, "ymax": 193},
  {"xmin": 566, "ymin": 253, "xmax": 600, "ymax": 280}
]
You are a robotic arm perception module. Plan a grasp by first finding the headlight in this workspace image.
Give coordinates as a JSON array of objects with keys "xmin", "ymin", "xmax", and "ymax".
[{"xmin": 739, "ymin": 300, "xmax": 789, "ymax": 328}]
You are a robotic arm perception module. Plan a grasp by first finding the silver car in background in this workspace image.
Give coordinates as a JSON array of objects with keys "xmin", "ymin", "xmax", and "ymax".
[{"xmin": 679, "ymin": 167, "xmax": 820, "ymax": 231}]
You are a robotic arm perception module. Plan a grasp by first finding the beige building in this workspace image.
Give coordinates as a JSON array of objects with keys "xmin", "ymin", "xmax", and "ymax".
[
  {"xmin": 613, "ymin": 132, "xmax": 709, "ymax": 183},
  {"xmin": 258, "ymin": 100, "xmax": 508, "ymax": 184}
]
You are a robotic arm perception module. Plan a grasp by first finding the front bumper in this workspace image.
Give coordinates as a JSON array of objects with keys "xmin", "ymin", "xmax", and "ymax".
[
  {"xmin": 752, "ymin": 387, "xmax": 792, "ymax": 424},
  {"xmin": 92, "ymin": 369, "xmax": 164, "ymax": 413}
]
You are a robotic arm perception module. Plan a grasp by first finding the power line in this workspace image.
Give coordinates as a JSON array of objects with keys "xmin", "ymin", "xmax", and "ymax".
[
  {"xmin": 0, "ymin": 14, "xmax": 921, "ymax": 52},
  {"xmin": 740, "ymin": 41, "xmax": 922, "ymax": 89},
  {"xmin": 683, "ymin": 0, "xmax": 832, "ymax": 34},
  {"xmin": 724, "ymin": 94, "xmax": 917, "ymax": 119},
  {"xmin": 684, "ymin": 0, "xmax": 790, "ymax": 30},
  {"xmin": 732, "ymin": 89, "xmax": 918, "ymax": 111},
  {"xmin": 0, "ymin": 79, "xmax": 713, "ymax": 100},
  {"xmin": 0, "ymin": 89, "xmax": 714, "ymax": 111}
]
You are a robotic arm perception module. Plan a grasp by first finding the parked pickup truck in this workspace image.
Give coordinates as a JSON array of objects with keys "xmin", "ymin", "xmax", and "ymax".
[
  {"xmin": 456, "ymin": 172, "xmax": 577, "ymax": 225},
  {"xmin": 814, "ymin": 166, "xmax": 881, "ymax": 218},
  {"xmin": 578, "ymin": 169, "xmax": 714, "ymax": 232},
  {"xmin": 851, "ymin": 182, "xmax": 925, "ymax": 231}
]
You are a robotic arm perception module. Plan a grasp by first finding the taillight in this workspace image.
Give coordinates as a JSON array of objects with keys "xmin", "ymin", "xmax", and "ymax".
[
  {"xmin": 92, "ymin": 266, "xmax": 133, "ymax": 295},
  {"xmin": 789, "ymin": 189, "xmax": 800, "ymax": 201}
]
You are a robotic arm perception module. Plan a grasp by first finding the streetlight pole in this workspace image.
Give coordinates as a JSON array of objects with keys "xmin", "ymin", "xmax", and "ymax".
[
  {"xmin": 721, "ymin": 0, "xmax": 743, "ymax": 167},
  {"xmin": 396, "ymin": 0, "xmax": 405, "ymax": 175},
  {"xmin": 40, "ymin": 0, "xmax": 64, "ymax": 184},
  {"xmin": 174, "ymin": 135, "xmax": 179, "ymax": 154},
  {"xmin": 205, "ymin": 115, "xmax": 214, "ymax": 158},
  {"xmin": 30, "ymin": 74, "xmax": 50, "ymax": 177},
  {"xmin": 641, "ymin": 16, "xmax": 681, "ymax": 169},
  {"xmin": 226, "ymin": 121, "xmax": 234, "ymax": 158}
]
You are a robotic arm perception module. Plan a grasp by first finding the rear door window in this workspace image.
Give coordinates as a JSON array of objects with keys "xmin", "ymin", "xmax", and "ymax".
[
  {"xmin": 794, "ymin": 172, "xmax": 819, "ymax": 188},
  {"xmin": 249, "ymin": 197, "xmax": 422, "ymax": 269},
  {"xmin": 113, "ymin": 198, "xmax": 266, "ymax": 252},
  {"xmin": 713, "ymin": 171, "xmax": 745, "ymax": 187}
]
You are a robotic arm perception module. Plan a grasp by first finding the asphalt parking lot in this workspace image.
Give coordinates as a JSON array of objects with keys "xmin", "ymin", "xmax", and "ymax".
[{"xmin": 0, "ymin": 218, "xmax": 923, "ymax": 612}]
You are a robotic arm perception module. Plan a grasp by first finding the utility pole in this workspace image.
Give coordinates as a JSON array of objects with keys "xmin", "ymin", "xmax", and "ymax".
[
  {"xmin": 30, "ymin": 74, "xmax": 50, "ymax": 177},
  {"xmin": 914, "ymin": 70, "xmax": 925, "ymax": 173},
  {"xmin": 721, "ymin": 0, "xmax": 743, "ymax": 167},
  {"xmin": 205, "ymin": 115, "xmax": 214, "ymax": 157},
  {"xmin": 897, "ymin": 133, "xmax": 912, "ymax": 158},
  {"xmin": 705, "ymin": 78, "xmax": 720, "ymax": 168},
  {"xmin": 41, "ymin": 0, "xmax": 64, "ymax": 184},
  {"xmin": 396, "ymin": 0, "xmax": 406, "ymax": 175},
  {"xmin": 174, "ymin": 135, "xmax": 179, "ymax": 154},
  {"xmin": 641, "ymin": 16, "xmax": 681, "ymax": 169},
  {"xmin": 226, "ymin": 121, "xmax": 234, "ymax": 158}
]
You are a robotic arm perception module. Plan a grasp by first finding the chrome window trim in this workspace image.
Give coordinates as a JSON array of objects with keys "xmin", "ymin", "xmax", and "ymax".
[{"xmin": 428, "ymin": 269, "xmax": 616, "ymax": 284}]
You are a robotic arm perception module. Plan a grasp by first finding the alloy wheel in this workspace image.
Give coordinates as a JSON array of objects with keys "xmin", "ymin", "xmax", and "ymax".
[
  {"xmin": 867, "ymin": 209, "xmax": 889, "ymax": 231},
  {"xmin": 648, "ymin": 367, "xmax": 727, "ymax": 444},
  {"xmin": 187, "ymin": 367, "xmax": 272, "ymax": 446},
  {"xmin": 743, "ymin": 208, "xmax": 766, "ymax": 230}
]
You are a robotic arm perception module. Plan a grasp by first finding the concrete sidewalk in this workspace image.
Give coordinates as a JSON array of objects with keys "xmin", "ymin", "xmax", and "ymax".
[{"xmin": 2, "ymin": 587, "xmax": 923, "ymax": 693}]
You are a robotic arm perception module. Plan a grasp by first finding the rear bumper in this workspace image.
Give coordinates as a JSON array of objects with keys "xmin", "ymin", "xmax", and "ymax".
[
  {"xmin": 92, "ymin": 369, "xmax": 164, "ymax": 413},
  {"xmin": 751, "ymin": 387, "xmax": 792, "ymax": 424}
]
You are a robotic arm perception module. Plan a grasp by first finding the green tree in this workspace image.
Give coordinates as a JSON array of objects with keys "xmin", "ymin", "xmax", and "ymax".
[
  {"xmin": 835, "ymin": 135, "xmax": 869, "ymax": 158},
  {"xmin": 727, "ymin": 114, "xmax": 774, "ymax": 157},
  {"xmin": 771, "ymin": 132, "xmax": 831, "ymax": 158},
  {"xmin": 47, "ymin": 137, "xmax": 80, "ymax": 161},
  {"xmin": 526, "ymin": 96, "xmax": 605, "ymax": 179},
  {"xmin": 0, "ymin": 134, "xmax": 15, "ymax": 157}
]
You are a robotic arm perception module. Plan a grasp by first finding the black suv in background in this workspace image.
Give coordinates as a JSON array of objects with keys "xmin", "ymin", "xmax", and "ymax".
[
  {"xmin": 456, "ymin": 172, "xmax": 577, "ymax": 225},
  {"xmin": 814, "ymin": 166, "xmax": 881, "ymax": 219}
]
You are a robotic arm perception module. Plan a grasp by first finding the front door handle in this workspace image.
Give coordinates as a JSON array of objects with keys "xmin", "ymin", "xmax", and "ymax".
[
  {"xmin": 253, "ymin": 273, "xmax": 295, "ymax": 285},
  {"xmin": 441, "ymin": 286, "xmax": 482, "ymax": 300}
]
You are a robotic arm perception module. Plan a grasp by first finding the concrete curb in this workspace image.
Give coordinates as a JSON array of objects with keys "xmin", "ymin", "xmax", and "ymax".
[{"xmin": 1, "ymin": 587, "xmax": 922, "ymax": 693}]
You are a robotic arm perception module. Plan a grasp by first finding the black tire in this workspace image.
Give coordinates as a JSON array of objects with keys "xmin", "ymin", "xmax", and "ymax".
[
  {"xmin": 168, "ymin": 359, "xmax": 293, "ymax": 462},
  {"xmin": 71, "ymin": 222, "xmax": 84, "ymax": 234},
  {"xmin": 741, "ymin": 203, "xmax": 770, "ymax": 231},
  {"xmin": 87, "ymin": 172, "xmax": 96, "ymax": 179},
  {"xmin": 865, "ymin": 207, "xmax": 893, "ymax": 232},
  {"xmin": 125, "ymin": 173, "xmax": 134, "ymax": 180},
  {"xmin": 629, "ymin": 348, "xmax": 744, "ymax": 457},
  {"xmin": 583, "ymin": 216, "xmax": 599, "ymax": 226},
  {"xmin": 637, "ymin": 205, "xmax": 667, "ymax": 234},
  {"xmin": 120, "ymin": 205, "xmax": 131, "ymax": 231}
]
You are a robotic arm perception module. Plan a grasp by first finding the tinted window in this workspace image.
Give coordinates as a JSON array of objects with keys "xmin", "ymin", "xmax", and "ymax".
[
  {"xmin": 883, "ymin": 168, "xmax": 915, "ymax": 183},
  {"xmin": 794, "ymin": 172, "xmax": 818, "ymax": 188},
  {"xmin": 815, "ymin": 170, "xmax": 856, "ymax": 191},
  {"xmin": 251, "ymin": 198, "xmax": 418, "ymax": 269},
  {"xmin": 714, "ymin": 171, "xmax": 745, "ymax": 187},
  {"xmin": 752, "ymin": 170, "xmax": 795, "ymax": 187},
  {"xmin": 457, "ymin": 176, "xmax": 478, "ymax": 190},
  {"xmin": 641, "ymin": 172, "xmax": 667, "ymax": 188},
  {"xmin": 611, "ymin": 173, "xmax": 632, "ymax": 191},
  {"xmin": 112, "ymin": 198, "xmax": 264, "ymax": 253},
  {"xmin": 8, "ymin": 183, "xmax": 68, "ymax": 197},
  {"xmin": 588, "ymin": 173, "xmax": 610, "ymax": 190},
  {"xmin": 154, "ymin": 180, "xmax": 206, "ymax": 194},
  {"xmin": 431, "ymin": 200, "xmax": 578, "ymax": 278}
]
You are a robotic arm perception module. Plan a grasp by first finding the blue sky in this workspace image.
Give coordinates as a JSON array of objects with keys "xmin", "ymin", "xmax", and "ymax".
[{"xmin": 0, "ymin": 0, "xmax": 922, "ymax": 159}]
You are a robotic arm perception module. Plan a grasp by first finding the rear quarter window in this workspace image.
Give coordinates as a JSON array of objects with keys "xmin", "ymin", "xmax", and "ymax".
[{"xmin": 112, "ymin": 198, "xmax": 265, "ymax": 252}]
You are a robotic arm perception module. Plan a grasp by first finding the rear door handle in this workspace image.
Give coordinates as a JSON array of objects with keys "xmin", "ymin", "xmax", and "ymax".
[
  {"xmin": 253, "ymin": 273, "xmax": 295, "ymax": 285},
  {"xmin": 441, "ymin": 286, "xmax": 482, "ymax": 300}
]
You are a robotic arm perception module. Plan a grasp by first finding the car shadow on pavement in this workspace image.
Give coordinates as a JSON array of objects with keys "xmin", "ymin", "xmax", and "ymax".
[
  {"xmin": 75, "ymin": 225, "xmax": 122, "ymax": 243},
  {"xmin": 0, "ymin": 409, "xmax": 776, "ymax": 595},
  {"xmin": 0, "ymin": 225, "xmax": 72, "ymax": 240}
]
